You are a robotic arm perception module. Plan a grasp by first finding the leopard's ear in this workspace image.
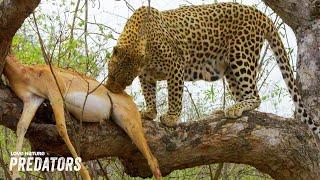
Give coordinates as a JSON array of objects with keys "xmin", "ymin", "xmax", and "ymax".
[
  {"xmin": 114, "ymin": 45, "xmax": 126, "ymax": 53},
  {"xmin": 113, "ymin": 46, "xmax": 118, "ymax": 55}
]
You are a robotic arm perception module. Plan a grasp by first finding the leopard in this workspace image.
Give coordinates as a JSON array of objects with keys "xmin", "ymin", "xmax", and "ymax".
[{"xmin": 106, "ymin": 2, "xmax": 320, "ymax": 138}]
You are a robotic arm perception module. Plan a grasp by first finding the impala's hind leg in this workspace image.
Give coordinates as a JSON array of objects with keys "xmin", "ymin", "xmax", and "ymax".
[
  {"xmin": 48, "ymin": 90, "xmax": 91, "ymax": 180},
  {"xmin": 112, "ymin": 101, "xmax": 162, "ymax": 180},
  {"xmin": 11, "ymin": 95, "xmax": 44, "ymax": 179}
]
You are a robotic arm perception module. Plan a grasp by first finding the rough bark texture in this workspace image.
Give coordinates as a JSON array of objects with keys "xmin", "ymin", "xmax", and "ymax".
[
  {"xmin": 296, "ymin": 20, "xmax": 320, "ymax": 123},
  {"xmin": 0, "ymin": 0, "xmax": 41, "ymax": 75},
  {"xmin": 0, "ymin": 0, "xmax": 320, "ymax": 179},
  {"xmin": 0, "ymin": 84, "xmax": 319, "ymax": 179}
]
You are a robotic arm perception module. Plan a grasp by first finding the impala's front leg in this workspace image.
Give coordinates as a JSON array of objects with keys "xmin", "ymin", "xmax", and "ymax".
[
  {"xmin": 12, "ymin": 96, "xmax": 44, "ymax": 179},
  {"xmin": 140, "ymin": 75, "xmax": 157, "ymax": 120},
  {"xmin": 160, "ymin": 69, "xmax": 184, "ymax": 127}
]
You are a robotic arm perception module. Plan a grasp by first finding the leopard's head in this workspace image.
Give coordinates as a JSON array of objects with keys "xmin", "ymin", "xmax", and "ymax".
[{"xmin": 106, "ymin": 41, "xmax": 146, "ymax": 93}]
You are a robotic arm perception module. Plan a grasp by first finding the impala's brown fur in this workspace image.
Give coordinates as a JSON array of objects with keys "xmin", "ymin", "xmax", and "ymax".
[{"xmin": 4, "ymin": 55, "xmax": 162, "ymax": 180}]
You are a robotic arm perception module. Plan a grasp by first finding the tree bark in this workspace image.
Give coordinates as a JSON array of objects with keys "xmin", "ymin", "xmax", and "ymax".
[
  {"xmin": 0, "ymin": 0, "xmax": 41, "ymax": 75},
  {"xmin": 296, "ymin": 20, "xmax": 320, "ymax": 123},
  {"xmin": 0, "ymin": 84, "xmax": 319, "ymax": 179}
]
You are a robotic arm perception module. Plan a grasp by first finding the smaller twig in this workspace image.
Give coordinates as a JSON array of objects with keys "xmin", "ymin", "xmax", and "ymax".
[
  {"xmin": 76, "ymin": 17, "xmax": 121, "ymax": 35},
  {"xmin": 123, "ymin": 0, "xmax": 135, "ymax": 12},
  {"xmin": 258, "ymin": 63, "xmax": 277, "ymax": 91},
  {"xmin": 213, "ymin": 163, "xmax": 224, "ymax": 180},
  {"xmin": 209, "ymin": 164, "xmax": 214, "ymax": 180},
  {"xmin": 184, "ymin": 85, "xmax": 200, "ymax": 118},
  {"xmin": 97, "ymin": 159, "xmax": 110, "ymax": 180},
  {"xmin": 183, "ymin": 0, "xmax": 194, "ymax": 5},
  {"xmin": 67, "ymin": 0, "xmax": 81, "ymax": 61},
  {"xmin": 222, "ymin": 78, "xmax": 226, "ymax": 109},
  {"xmin": 61, "ymin": 171, "xmax": 67, "ymax": 180},
  {"xmin": 32, "ymin": 13, "xmax": 50, "ymax": 65},
  {"xmin": 84, "ymin": 0, "xmax": 90, "ymax": 73},
  {"xmin": 32, "ymin": 12, "xmax": 65, "ymax": 100},
  {"xmin": 0, "ymin": 147, "xmax": 12, "ymax": 180}
]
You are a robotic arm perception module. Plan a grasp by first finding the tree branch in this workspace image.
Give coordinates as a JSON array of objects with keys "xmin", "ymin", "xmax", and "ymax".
[
  {"xmin": 0, "ymin": 84, "xmax": 319, "ymax": 179},
  {"xmin": 261, "ymin": 0, "xmax": 320, "ymax": 30},
  {"xmin": 0, "ymin": 0, "xmax": 41, "ymax": 75}
]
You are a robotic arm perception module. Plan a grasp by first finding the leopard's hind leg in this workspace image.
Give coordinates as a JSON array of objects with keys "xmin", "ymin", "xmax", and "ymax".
[{"xmin": 223, "ymin": 36, "xmax": 263, "ymax": 118}]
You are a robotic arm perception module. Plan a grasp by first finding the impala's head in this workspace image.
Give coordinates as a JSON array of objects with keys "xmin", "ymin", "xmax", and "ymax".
[{"xmin": 106, "ymin": 41, "xmax": 146, "ymax": 93}]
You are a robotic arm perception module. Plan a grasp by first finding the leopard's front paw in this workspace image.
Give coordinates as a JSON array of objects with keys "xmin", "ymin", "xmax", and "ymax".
[
  {"xmin": 140, "ymin": 108, "xmax": 157, "ymax": 120},
  {"xmin": 224, "ymin": 105, "xmax": 243, "ymax": 118},
  {"xmin": 160, "ymin": 114, "xmax": 179, "ymax": 127}
]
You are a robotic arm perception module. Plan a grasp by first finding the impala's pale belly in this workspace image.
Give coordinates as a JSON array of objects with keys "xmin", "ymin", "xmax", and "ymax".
[{"xmin": 65, "ymin": 92, "xmax": 111, "ymax": 122}]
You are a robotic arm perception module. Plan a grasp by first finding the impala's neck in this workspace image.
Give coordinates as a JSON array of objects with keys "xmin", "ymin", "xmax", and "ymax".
[{"xmin": 4, "ymin": 55, "xmax": 25, "ymax": 83}]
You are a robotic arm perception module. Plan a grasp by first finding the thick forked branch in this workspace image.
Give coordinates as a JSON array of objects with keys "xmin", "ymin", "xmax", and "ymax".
[
  {"xmin": 0, "ymin": 0, "xmax": 41, "ymax": 75},
  {"xmin": 0, "ymin": 84, "xmax": 319, "ymax": 180},
  {"xmin": 262, "ymin": 0, "xmax": 320, "ymax": 29}
]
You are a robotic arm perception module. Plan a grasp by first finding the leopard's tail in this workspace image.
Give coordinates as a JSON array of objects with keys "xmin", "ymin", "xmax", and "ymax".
[{"xmin": 266, "ymin": 24, "xmax": 320, "ymax": 139}]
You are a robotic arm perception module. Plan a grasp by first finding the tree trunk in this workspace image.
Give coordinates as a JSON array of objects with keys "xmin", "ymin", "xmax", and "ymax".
[
  {"xmin": 296, "ymin": 21, "xmax": 320, "ymax": 123},
  {"xmin": 0, "ymin": 0, "xmax": 319, "ymax": 179}
]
